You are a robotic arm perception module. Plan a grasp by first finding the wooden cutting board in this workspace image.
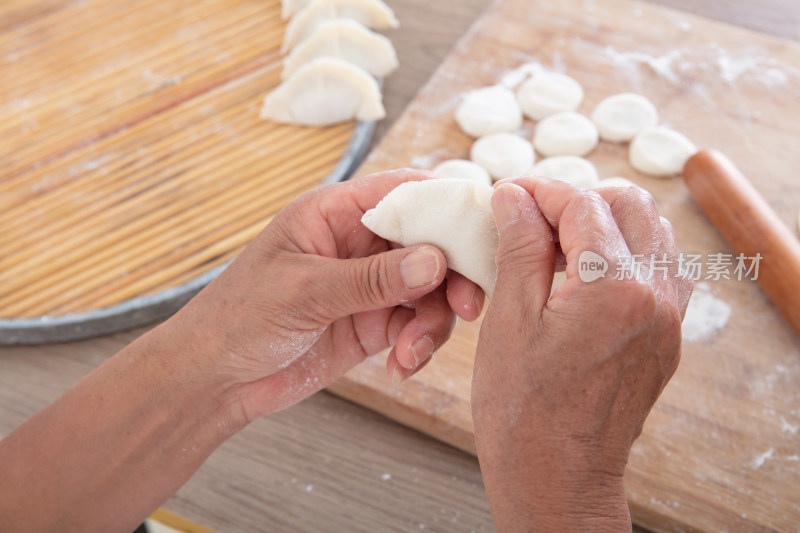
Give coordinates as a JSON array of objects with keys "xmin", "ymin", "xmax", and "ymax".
[
  {"xmin": 328, "ymin": 0, "xmax": 800, "ymax": 531},
  {"xmin": 0, "ymin": 0, "xmax": 358, "ymax": 320}
]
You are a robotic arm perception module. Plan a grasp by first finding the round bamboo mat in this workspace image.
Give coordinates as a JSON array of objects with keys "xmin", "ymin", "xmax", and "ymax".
[{"xmin": 0, "ymin": 0, "xmax": 373, "ymax": 343}]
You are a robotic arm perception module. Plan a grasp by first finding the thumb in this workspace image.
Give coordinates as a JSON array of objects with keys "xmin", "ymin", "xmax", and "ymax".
[
  {"xmin": 318, "ymin": 245, "xmax": 446, "ymax": 318},
  {"xmin": 491, "ymin": 183, "xmax": 556, "ymax": 312}
]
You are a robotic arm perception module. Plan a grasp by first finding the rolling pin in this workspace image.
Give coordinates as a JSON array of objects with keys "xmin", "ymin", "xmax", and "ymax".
[{"xmin": 683, "ymin": 150, "xmax": 800, "ymax": 336}]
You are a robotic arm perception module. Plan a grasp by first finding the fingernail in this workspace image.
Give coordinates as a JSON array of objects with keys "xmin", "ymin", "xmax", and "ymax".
[
  {"xmin": 408, "ymin": 336, "xmax": 434, "ymax": 369},
  {"xmin": 400, "ymin": 248, "xmax": 440, "ymax": 289},
  {"xmin": 471, "ymin": 287, "xmax": 483, "ymax": 315},
  {"xmin": 391, "ymin": 366, "xmax": 405, "ymax": 384},
  {"xmin": 492, "ymin": 184, "xmax": 525, "ymax": 231}
]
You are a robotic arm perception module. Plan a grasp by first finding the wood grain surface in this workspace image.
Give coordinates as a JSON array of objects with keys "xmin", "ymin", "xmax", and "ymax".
[
  {"xmin": 0, "ymin": 0, "xmax": 797, "ymax": 531},
  {"xmin": 330, "ymin": 0, "xmax": 800, "ymax": 531},
  {"xmin": 0, "ymin": 0, "xmax": 355, "ymax": 318}
]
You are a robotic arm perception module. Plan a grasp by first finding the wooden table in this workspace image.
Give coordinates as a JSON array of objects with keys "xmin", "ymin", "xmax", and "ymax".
[{"xmin": 0, "ymin": 1, "xmax": 796, "ymax": 531}]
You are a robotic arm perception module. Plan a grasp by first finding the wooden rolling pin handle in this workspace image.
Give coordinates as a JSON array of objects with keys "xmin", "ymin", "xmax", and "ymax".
[{"xmin": 684, "ymin": 149, "xmax": 800, "ymax": 337}]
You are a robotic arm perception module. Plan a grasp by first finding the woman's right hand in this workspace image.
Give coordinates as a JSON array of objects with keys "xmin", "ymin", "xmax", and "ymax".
[{"xmin": 472, "ymin": 177, "xmax": 692, "ymax": 532}]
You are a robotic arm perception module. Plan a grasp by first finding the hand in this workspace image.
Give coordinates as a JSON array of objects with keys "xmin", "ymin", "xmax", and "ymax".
[
  {"xmin": 471, "ymin": 178, "xmax": 692, "ymax": 532},
  {"xmin": 161, "ymin": 169, "xmax": 483, "ymax": 423}
]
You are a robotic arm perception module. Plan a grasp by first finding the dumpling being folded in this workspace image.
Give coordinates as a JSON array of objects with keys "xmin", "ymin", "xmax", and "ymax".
[
  {"xmin": 361, "ymin": 179, "xmax": 499, "ymax": 297},
  {"xmin": 283, "ymin": 19, "xmax": 398, "ymax": 80},
  {"xmin": 282, "ymin": 0, "xmax": 312, "ymax": 19},
  {"xmin": 282, "ymin": 0, "xmax": 399, "ymax": 53},
  {"xmin": 260, "ymin": 57, "xmax": 385, "ymax": 126}
]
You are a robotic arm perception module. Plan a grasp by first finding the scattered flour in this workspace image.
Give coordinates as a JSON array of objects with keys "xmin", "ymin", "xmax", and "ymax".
[
  {"xmin": 682, "ymin": 282, "xmax": 732, "ymax": 342},
  {"xmin": 410, "ymin": 148, "xmax": 450, "ymax": 170},
  {"xmin": 753, "ymin": 447, "xmax": 774, "ymax": 469},
  {"xmin": 270, "ymin": 326, "xmax": 327, "ymax": 371},
  {"xmin": 603, "ymin": 46, "xmax": 686, "ymax": 84},
  {"xmin": 714, "ymin": 47, "xmax": 793, "ymax": 86},
  {"xmin": 500, "ymin": 62, "xmax": 547, "ymax": 89},
  {"xmin": 781, "ymin": 417, "xmax": 799, "ymax": 435},
  {"xmin": 587, "ymin": 40, "xmax": 798, "ymax": 88}
]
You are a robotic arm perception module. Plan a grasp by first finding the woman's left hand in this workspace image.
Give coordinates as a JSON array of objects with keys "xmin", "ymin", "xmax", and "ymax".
[{"xmin": 162, "ymin": 169, "xmax": 483, "ymax": 423}]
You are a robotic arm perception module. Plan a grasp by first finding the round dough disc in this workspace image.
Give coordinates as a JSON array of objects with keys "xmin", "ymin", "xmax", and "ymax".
[
  {"xmin": 471, "ymin": 132, "xmax": 535, "ymax": 181},
  {"xmin": 455, "ymin": 85, "xmax": 522, "ymax": 138},
  {"xmin": 516, "ymin": 72, "xmax": 584, "ymax": 120},
  {"xmin": 533, "ymin": 112, "xmax": 599, "ymax": 157},
  {"xmin": 432, "ymin": 159, "xmax": 492, "ymax": 185},
  {"xmin": 532, "ymin": 156, "xmax": 599, "ymax": 189},
  {"xmin": 630, "ymin": 126, "xmax": 697, "ymax": 177},
  {"xmin": 591, "ymin": 93, "xmax": 659, "ymax": 143}
]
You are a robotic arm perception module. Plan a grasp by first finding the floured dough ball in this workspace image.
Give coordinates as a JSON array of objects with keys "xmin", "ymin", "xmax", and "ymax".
[
  {"xmin": 432, "ymin": 159, "xmax": 492, "ymax": 185},
  {"xmin": 282, "ymin": 0, "xmax": 399, "ymax": 52},
  {"xmin": 361, "ymin": 179, "xmax": 499, "ymax": 296},
  {"xmin": 630, "ymin": 126, "xmax": 697, "ymax": 177},
  {"xmin": 261, "ymin": 58, "xmax": 384, "ymax": 126},
  {"xmin": 516, "ymin": 72, "xmax": 584, "ymax": 120},
  {"xmin": 282, "ymin": 20, "xmax": 398, "ymax": 79},
  {"xmin": 470, "ymin": 132, "xmax": 535, "ymax": 181},
  {"xmin": 533, "ymin": 112, "xmax": 599, "ymax": 157},
  {"xmin": 591, "ymin": 93, "xmax": 659, "ymax": 143},
  {"xmin": 455, "ymin": 86, "xmax": 523, "ymax": 138},
  {"xmin": 532, "ymin": 156, "xmax": 599, "ymax": 188},
  {"xmin": 596, "ymin": 177, "xmax": 644, "ymax": 190}
]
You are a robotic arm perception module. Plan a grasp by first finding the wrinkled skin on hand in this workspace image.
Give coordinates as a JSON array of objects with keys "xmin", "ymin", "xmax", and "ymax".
[
  {"xmin": 165, "ymin": 169, "xmax": 484, "ymax": 422},
  {"xmin": 472, "ymin": 177, "xmax": 692, "ymax": 532}
]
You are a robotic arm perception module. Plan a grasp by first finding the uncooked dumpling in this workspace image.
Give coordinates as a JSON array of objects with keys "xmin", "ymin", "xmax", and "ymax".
[
  {"xmin": 516, "ymin": 72, "xmax": 584, "ymax": 120},
  {"xmin": 533, "ymin": 112, "xmax": 599, "ymax": 157},
  {"xmin": 282, "ymin": 0, "xmax": 399, "ymax": 52},
  {"xmin": 283, "ymin": 19, "xmax": 398, "ymax": 79},
  {"xmin": 591, "ymin": 93, "xmax": 658, "ymax": 143},
  {"xmin": 432, "ymin": 159, "xmax": 492, "ymax": 185},
  {"xmin": 532, "ymin": 156, "xmax": 599, "ymax": 188},
  {"xmin": 260, "ymin": 58, "xmax": 385, "ymax": 126},
  {"xmin": 282, "ymin": 0, "xmax": 312, "ymax": 19},
  {"xmin": 629, "ymin": 126, "xmax": 697, "ymax": 177},
  {"xmin": 361, "ymin": 179, "xmax": 499, "ymax": 296},
  {"xmin": 471, "ymin": 132, "xmax": 535, "ymax": 181},
  {"xmin": 455, "ymin": 85, "xmax": 522, "ymax": 138}
]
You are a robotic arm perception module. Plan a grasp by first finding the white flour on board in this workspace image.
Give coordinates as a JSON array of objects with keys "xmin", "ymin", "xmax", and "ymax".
[
  {"xmin": 500, "ymin": 62, "xmax": 547, "ymax": 89},
  {"xmin": 714, "ymin": 46, "xmax": 792, "ymax": 86},
  {"xmin": 753, "ymin": 447, "xmax": 774, "ymax": 469},
  {"xmin": 569, "ymin": 38, "xmax": 799, "ymax": 88},
  {"xmin": 603, "ymin": 46, "xmax": 686, "ymax": 84},
  {"xmin": 409, "ymin": 148, "xmax": 450, "ymax": 169},
  {"xmin": 682, "ymin": 282, "xmax": 732, "ymax": 342}
]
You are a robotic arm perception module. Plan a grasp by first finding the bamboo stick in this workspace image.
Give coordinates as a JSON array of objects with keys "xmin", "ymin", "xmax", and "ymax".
[
  {"xmin": 1, "ymin": 0, "xmax": 274, "ymax": 106},
  {"xmin": 0, "ymin": 62, "xmax": 281, "ymax": 202},
  {"xmin": 1, "ymin": 44, "xmax": 284, "ymax": 183},
  {"xmin": 0, "ymin": 0, "xmax": 361, "ymax": 320},
  {"xmin": 0, "ymin": 123, "xmax": 323, "ymax": 276},
  {"xmin": 16, "ymin": 145, "xmax": 347, "ymax": 316},
  {"xmin": 0, "ymin": 0, "xmax": 152, "ymax": 47},
  {"xmin": 0, "ymin": 14, "xmax": 283, "ymax": 163},
  {"xmin": 0, "ymin": 129, "xmax": 351, "ymax": 312},
  {"xmin": 0, "ymin": 95, "xmax": 282, "ymax": 248},
  {"xmin": 0, "ymin": 9, "xmax": 280, "ymax": 171}
]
